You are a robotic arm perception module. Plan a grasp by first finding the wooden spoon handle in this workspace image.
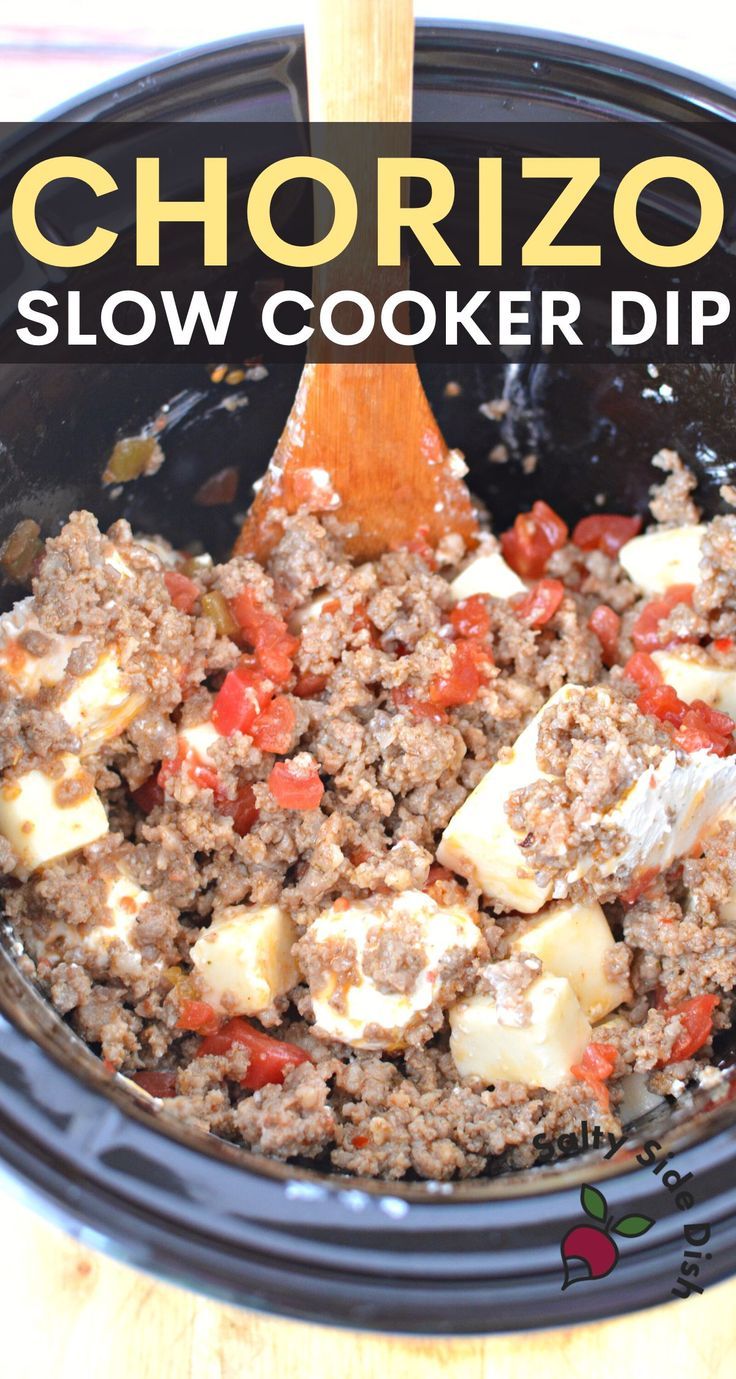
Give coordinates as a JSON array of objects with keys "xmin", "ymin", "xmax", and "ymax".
[{"xmin": 305, "ymin": 0, "xmax": 414, "ymax": 122}]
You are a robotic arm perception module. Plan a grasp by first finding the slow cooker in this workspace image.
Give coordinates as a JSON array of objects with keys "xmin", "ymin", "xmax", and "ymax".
[{"xmin": 1, "ymin": 21, "xmax": 736, "ymax": 1333}]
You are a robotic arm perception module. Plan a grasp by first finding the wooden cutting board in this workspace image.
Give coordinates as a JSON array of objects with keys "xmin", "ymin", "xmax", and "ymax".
[{"xmin": 2, "ymin": 1187, "xmax": 734, "ymax": 1379}]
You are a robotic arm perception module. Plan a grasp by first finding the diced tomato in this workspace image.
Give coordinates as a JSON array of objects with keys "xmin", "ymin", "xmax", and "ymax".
[
  {"xmin": 294, "ymin": 669, "xmax": 330, "ymax": 698},
  {"xmin": 212, "ymin": 665, "xmax": 272, "ymax": 737},
  {"xmin": 624, "ymin": 651, "xmax": 663, "ymax": 691},
  {"xmin": 132, "ymin": 1070, "xmax": 178, "ymax": 1098},
  {"xmin": 514, "ymin": 578, "xmax": 565, "ymax": 629},
  {"xmin": 255, "ymin": 620, "xmax": 300, "ymax": 684},
  {"xmin": 632, "ymin": 584, "xmax": 695, "ymax": 653},
  {"xmin": 219, "ymin": 783, "xmax": 259, "ymax": 837},
  {"xmin": 176, "ymin": 999, "xmax": 219, "ymax": 1035},
  {"xmin": 132, "ymin": 775, "xmax": 165, "ymax": 813},
  {"xmin": 391, "ymin": 686, "xmax": 448, "ymax": 723},
  {"xmin": 351, "ymin": 1134, "xmax": 369, "ymax": 1149},
  {"xmin": 713, "ymin": 637, "xmax": 734, "ymax": 653},
  {"xmin": 404, "ymin": 524, "xmax": 436, "ymax": 568},
  {"xmin": 197, "ymin": 1016, "xmax": 312, "ymax": 1090},
  {"xmin": 450, "ymin": 594, "xmax": 491, "ymax": 640},
  {"xmin": 292, "ymin": 467, "xmax": 337, "ymax": 512},
  {"xmin": 588, "ymin": 604, "xmax": 621, "ymax": 667},
  {"xmin": 637, "ymin": 683, "xmax": 688, "ymax": 727},
  {"xmin": 231, "ymin": 589, "xmax": 299, "ymax": 684},
  {"xmin": 572, "ymin": 513, "xmax": 643, "ymax": 557},
  {"xmin": 164, "ymin": 571, "xmax": 200, "ymax": 613},
  {"xmin": 571, "ymin": 1041, "xmax": 618, "ymax": 1112},
  {"xmin": 428, "ymin": 638, "xmax": 493, "ymax": 709},
  {"xmin": 251, "ymin": 696, "xmax": 296, "ymax": 753},
  {"xmin": 501, "ymin": 501, "xmax": 568, "ymax": 579},
  {"xmin": 269, "ymin": 760, "xmax": 324, "ymax": 810},
  {"xmin": 352, "ymin": 603, "xmax": 380, "ymax": 647},
  {"xmin": 658, "ymin": 994, "xmax": 719, "ymax": 1065},
  {"xmin": 673, "ymin": 700, "xmax": 735, "ymax": 757}
]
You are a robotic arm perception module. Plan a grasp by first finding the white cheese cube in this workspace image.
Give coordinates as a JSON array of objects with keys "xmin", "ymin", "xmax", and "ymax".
[
  {"xmin": 0, "ymin": 598, "xmax": 81, "ymax": 697},
  {"xmin": 305, "ymin": 890, "xmax": 481, "ymax": 1050},
  {"xmin": 587, "ymin": 748, "xmax": 736, "ymax": 887},
  {"xmin": 449, "ymin": 973, "xmax": 592, "ymax": 1090},
  {"xmin": 439, "ymin": 683, "xmax": 736, "ymax": 911},
  {"xmin": 58, "ymin": 649, "xmax": 145, "ymax": 751},
  {"xmin": 508, "ymin": 900, "xmax": 631, "ymax": 1022},
  {"xmin": 0, "ymin": 755, "xmax": 108, "ymax": 876},
  {"xmin": 0, "ymin": 595, "xmax": 143, "ymax": 751},
  {"xmin": 651, "ymin": 649, "xmax": 736, "ymax": 720},
  {"xmin": 45, "ymin": 870, "xmax": 155, "ymax": 973},
  {"xmin": 191, "ymin": 904, "xmax": 298, "ymax": 1016},
  {"xmin": 437, "ymin": 683, "xmax": 579, "ymax": 912},
  {"xmin": 288, "ymin": 591, "xmax": 335, "ymax": 633},
  {"xmin": 179, "ymin": 720, "xmax": 220, "ymax": 761},
  {"xmin": 450, "ymin": 550, "xmax": 525, "ymax": 602},
  {"xmin": 618, "ymin": 524, "xmax": 705, "ymax": 594}
]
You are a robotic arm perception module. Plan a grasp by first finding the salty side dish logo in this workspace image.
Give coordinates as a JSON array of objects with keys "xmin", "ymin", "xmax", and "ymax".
[
  {"xmin": 556, "ymin": 1128, "xmax": 715, "ymax": 1299},
  {"xmin": 560, "ymin": 1183, "xmax": 654, "ymax": 1290}
]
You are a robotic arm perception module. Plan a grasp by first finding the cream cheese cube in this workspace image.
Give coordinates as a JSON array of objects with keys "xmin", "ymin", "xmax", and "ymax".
[
  {"xmin": 0, "ymin": 593, "xmax": 144, "ymax": 752},
  {"xmin": 449, "ymin": 973, "xmax": 592, "ymax": 1090},
  {"xmin": 0, "ymin": 755, "xmax": 108, "ymax": 876},
  {"xmin": 507, "ymin": 900, "xmax": 631, "ymax": 1022},
  {"xmin": 0, "ymin": 598, "xmax": 82, "ymax": 697},
  {"xmin": 190, "ymin": 904, "xmax": 299, "ymax": 1016},
  {"xmin": 585, "ymin": 748, "xmax": 736, "ymax": 887},
  {"xmin": 305, "ymin": 890, "xmax": 481, "ymax": 1050},
  {"xmin": 437, "ymin": 683, "xmax": 579, "ymax": 912},
  {"xmin": 450, "ymin": 550, "xmax": 525, "ymax": 602},
  {"xmin": 57, "ymin": 649, "xmax": 145, "ymax": 751},
  {"xmin": 288, "ymin": 591, "xmax": 335, "ymax": 633},
  {"xmin": 618, "ymin": 524, "xmax": 705, "ymax": 594},
  {"xmin": 651, "ymin": 649, "xmax": 736, "ymax": 720},
  {"xmin": 45, "ymin": 870, "xmax": 155, "ymax": 972},
  {"xmin": 438, "ymin": 683, "xmax": 736, "ymax": 911}
]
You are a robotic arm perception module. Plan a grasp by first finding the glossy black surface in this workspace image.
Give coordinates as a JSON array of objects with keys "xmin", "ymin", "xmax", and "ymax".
[{"xmin": 1, "ymin": 23, "xmax": 736, "ymax": 1334}]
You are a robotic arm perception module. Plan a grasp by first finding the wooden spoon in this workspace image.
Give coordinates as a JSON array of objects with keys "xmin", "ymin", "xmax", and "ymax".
[{"xmin": 235, "ymin": 0, "xmax": 479, "ymax": 563}]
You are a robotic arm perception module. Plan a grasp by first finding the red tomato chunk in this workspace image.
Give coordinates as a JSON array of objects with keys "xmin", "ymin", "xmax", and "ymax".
[
  {"xmin": 232, "ymin": 589, "xmax": 299, "ymax": 684},
  {"xmin": 450, "ymin": 594, "xmax": 491, "ymax": 640},
  {"xmin": 269, "ymin": 760, "xmax": 324, "ymax": 810},
  {"xmin": 212, "ymin": 665, "xmax": 271, "ymax": 737},
  {"xmin": 571, "ymin": 1042, "xmax": 618, "ymax": 1112},
  {"xmin": 658, "ymin": 995, "xmax": 719, "ymax": 1065},
  {"xmin": 176, "ymin": 999, "xmax": 219, "ymax": 1035},
  {"xmin": 514, "ymin": 578, "xmax": 565, "ymax": 628},
  {"xmin": 428, "ymin": 638, "xmax": 493, "ymax": 708},
  {"xmin": 132, "ymin": 775, "xmax": 165, "ymax": 813},
  {"xmin": 588, "ymin": 604, "xmax": 621, "ymax": 666},
  {"xmin": 572, "ymin": 513, "xmax": 642, "ymax": 557},
  {"xmin": 251, "ymin": 696, "xmax": 296, "ymax": 753},
  {"xmin": 132, "ymin": 1070, "xmax": 178, "ymax": 1098},
  {"xmin": 164, "ymin": 571, "xmax": 200, "ymax": 613},
  {"xmin": 632, "ymin": 584, "xmax": 695, "ymax": 653},
  {"xmin": 197, "ymin": 1016, "xmax": 312, "ymax": 1089},
  {"xmin": 501, "ymin": 501, "xmax": 568, "ymax": 579},
  {"xmin": 219, "ymin": 784, "xmax": 259, "ymax": 837},
  {"xmin": 624, "ymin": 652, "xmax": 663, "ymax": 691}
]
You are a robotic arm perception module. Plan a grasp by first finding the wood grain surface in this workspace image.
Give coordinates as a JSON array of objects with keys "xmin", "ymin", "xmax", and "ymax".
[{"xmin": 2, "ymin": 1187, "xmax": 735, "ymax": 1379}]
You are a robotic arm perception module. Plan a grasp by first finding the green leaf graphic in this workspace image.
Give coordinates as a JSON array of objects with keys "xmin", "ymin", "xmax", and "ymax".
[
  {"xmin": 580, "ymin": 1184, "xmax": 607, "ymax": 1221},
  {"xmin": 613, "ymin": 1214, "xmax": 655, "ymax": 1238}
]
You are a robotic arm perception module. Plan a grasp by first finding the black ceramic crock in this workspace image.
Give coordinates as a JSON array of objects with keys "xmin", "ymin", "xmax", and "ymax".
[{"xmin": 1, "ymin": 22, "xmax": 736, "ymax": 1334}]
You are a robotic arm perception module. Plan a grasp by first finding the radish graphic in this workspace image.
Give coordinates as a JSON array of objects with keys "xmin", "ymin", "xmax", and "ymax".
[{"xmin": 560, "ymin": 1185, "xmax": 654, "ymax": 1290}]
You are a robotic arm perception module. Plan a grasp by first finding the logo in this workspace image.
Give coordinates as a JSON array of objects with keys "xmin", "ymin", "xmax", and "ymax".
[{"xmin": 560, "ymin": 1183, "xmax": 654, "ymax": 1290}]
